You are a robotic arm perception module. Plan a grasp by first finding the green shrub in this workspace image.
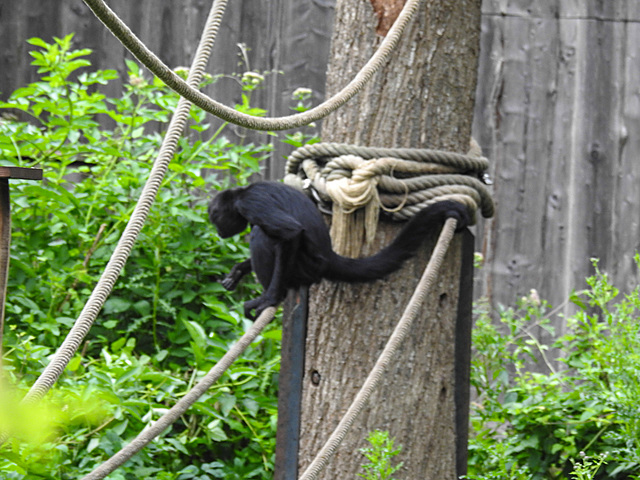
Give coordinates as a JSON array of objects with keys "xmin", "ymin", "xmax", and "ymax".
[
  {"xmin": 0, "ymin": 34, "xmax": 310, "ymax": 478},
  {"xmin": 468, "ymin": 257, "xmax": 640, "ymax": 480}
]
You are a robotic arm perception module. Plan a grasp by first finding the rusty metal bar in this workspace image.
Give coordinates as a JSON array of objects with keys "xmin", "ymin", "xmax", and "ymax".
[
  {"xmin": 0, "ymin": 179, "xmax": 10, "ymax": 349},
  {"xmin": 0, "ymin": 166, "xmax": 43, "ymax": 180},
  {"xmin": 0, "ymin": 168, "xmax": 43, "ymax": 352}
]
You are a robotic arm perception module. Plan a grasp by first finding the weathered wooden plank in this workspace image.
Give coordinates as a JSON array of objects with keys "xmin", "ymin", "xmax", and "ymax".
[
  {"xmin": 473, "ymin": 3, "xmax": 640, "ymax": 323},
  {"xmin": 0, "ymin": 167, "xmax": 43, "ymax": 180},
  {"xmin": 267, "ymin": 0, "xmax": 334, "ymax": 178},
  {"xmin": 483, "ymin": 0, "xmax": 640, "ymax": 20},
  {"xmin": 473, "ymin": 11, "xmax": 566, "ymax": 311},
  {"xmin": 611, "ymin": 22, "xmax": 640, "ymax": 293}
]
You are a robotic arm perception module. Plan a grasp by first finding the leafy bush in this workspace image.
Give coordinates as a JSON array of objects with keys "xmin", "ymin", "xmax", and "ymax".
[
  {"xmin": 0, "ymin": 34, "xmax": 303, "ymax": 478},
  {"xmin": 468, "ymin": 257, "xmax": 640, "ymax": 480}
]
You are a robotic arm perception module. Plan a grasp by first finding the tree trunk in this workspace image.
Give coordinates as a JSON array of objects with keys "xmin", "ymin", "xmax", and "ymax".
[{"xmin": 297, "ymin": 0, "xmax": 481, "ymax": 478}]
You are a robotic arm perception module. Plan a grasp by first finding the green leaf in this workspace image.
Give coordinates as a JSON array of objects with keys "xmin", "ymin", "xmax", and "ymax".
[
  {"xmin": 26, "ymin": 37, "xmax": 51, "ymax": 49},
  {"xmin": 261, "ymin": 329, "xmax": 282, "ymax": 341},
  {"xmin": 104, "ymin": 297, "xmax": 132, "ymax": 314},
  {"xmin": 111, "ymin": 337, "xmax": 127, "ymax": 352},
  {"xmin": 183, "ymin": 319, "xmax": 208, "ymax": 350},
  {"xmin": 206, "ymin": 419, "xmax": 229, "ymax": 442},
  {"xmin": 87, "ymin": 437, "xmax": 100, "ymax": 453},
  {"xmin": 242, "ymin": 398, "xmax": 260, "ymax": 417},
  {"xmin": 218, "ymin": 394, "xmax": 236, "ymax": 417},
  {"xmin": 68, "ymin": 355, "xmax": 83, "ymax": 372}
]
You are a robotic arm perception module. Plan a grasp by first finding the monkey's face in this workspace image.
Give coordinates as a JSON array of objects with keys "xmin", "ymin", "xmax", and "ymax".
[{"xmin": 208, "ymin": 190, "xmax": 248, "ymax": 238}]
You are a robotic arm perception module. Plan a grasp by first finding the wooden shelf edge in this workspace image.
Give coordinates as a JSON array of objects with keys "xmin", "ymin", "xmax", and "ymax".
[{"xmin": 0, "ymin": 166, "xmax": 43, "ymax": 180}]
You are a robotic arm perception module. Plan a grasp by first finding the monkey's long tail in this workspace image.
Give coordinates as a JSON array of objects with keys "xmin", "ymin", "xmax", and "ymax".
[{"xmin": 323, "ymin": 200, "xmax": 468, "ymax": 283}]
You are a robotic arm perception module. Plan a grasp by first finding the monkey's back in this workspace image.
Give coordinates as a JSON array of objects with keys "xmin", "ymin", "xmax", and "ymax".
[{"xmin": 244, "ymin": 182, "xmax": 333, "ymax": 288}]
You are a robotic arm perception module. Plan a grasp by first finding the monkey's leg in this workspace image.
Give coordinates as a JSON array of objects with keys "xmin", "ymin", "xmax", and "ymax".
[{"xmin": 244, "ymin": 243, "xmax": 286, "ymax": 319}]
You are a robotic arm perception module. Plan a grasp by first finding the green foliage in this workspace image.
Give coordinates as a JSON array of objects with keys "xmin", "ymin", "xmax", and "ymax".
[
  {"xmin": 0, "ymin": 34, "xmax": 312, "ymax": 479},
  {"xmin": 281, "ymin": 87, "xmax": 320, "ymax": 149},
  {"xmin": 468, "ymin": 258, "xmax": 640, "ymax": 480},
  {"xmin": 570, "ymin": 453, "xmax": 608, "ymax": 480},
  {"xmin": 358, "ymin": 430, "xmax": 404, "ymax": 480}
]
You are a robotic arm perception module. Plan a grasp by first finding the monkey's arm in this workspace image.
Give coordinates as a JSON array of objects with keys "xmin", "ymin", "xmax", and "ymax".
[
  {"xmin": 235, "ymin": 193, "xmax": 304, "ymax": 241},
  {"xmin": 221, "ymin": 259, "xmax": 252, "ymax": 290}
]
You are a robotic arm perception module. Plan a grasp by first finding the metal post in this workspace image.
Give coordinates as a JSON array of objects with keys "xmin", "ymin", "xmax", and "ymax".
[
  {"xmin": 274, "ymin": 287, "xmax": 309, "ymax": 480},
  {"xmin": 455, "ymin": 229, "xmax": 474, "ymax": 478},
  {"xmin": 0, "ymin": 179, "xmax": 10, "ymax": 349}
]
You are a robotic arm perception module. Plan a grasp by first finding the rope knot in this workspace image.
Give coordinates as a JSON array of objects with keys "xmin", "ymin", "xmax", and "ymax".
[
  {"xmin": 325, "ymin": 155, "xmax": 382, "ymax": 211},
  {"xmin": 325, "ymin": 155, "xmax": 384, "ymax": 252},
  {"xmin": 285, "ymin": 142, "xmax": 494, "ymax": 257}
]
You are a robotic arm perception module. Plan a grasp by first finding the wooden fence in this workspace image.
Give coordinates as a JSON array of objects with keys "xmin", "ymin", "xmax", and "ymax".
[
  {"xmin": 2, "ymin": 0, "xmax": 640, "ymax": 324},
  {"xmin": 474, "ymin": 1, "xmax": 640, "ymax": 323}
]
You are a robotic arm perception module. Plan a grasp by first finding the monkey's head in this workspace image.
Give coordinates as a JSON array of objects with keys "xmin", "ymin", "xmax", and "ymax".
[{"xmin": 208, "ymin": 188, "xmax": 248, "ymax": 238}]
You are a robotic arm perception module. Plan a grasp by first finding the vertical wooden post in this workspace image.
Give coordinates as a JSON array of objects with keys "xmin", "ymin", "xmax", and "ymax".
[{"xmin": 0, "ymin": 167, "xmax": 43, "ymax": 353}]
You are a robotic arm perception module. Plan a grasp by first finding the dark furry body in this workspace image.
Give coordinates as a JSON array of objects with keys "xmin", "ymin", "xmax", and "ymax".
[{"xmin": 208, "ymin": 181, "xmax": 469, "ymax": 319}]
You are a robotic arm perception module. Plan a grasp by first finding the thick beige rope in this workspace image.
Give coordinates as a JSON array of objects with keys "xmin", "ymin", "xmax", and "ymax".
[
  {"xmin": 284, "ymin": 142, "xmax": 493, "ymax": 256},
  {"xmin": 82, "ymin": 0, "xmax": 422, "ymax": 131},
  {"xmin": 298, "ymin": 218, "xmax": 458, "ymax": 480},
  {"xmin": 81, "ymin": 307, "xmax": 276, "ymax": 480}
]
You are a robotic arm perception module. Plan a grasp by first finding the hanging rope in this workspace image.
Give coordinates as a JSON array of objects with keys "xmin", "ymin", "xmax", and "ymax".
[
  {"xmin": 298, "ymin": 217, "xmax": 458, "ymax": 480},
  {"xmin": 284, "ymin": 141, "xmax": 494, "ymax": 256},
  {"xmin": 82, "ymin": 0, "xmax": 422, "ymax": 131},
  {"xmin": 14, "ymin": 0, "xmax": 230, "ymax": 411},
  {"xmin": 81, "ymin": 307, "xmax": 276, "ymax": 480}
]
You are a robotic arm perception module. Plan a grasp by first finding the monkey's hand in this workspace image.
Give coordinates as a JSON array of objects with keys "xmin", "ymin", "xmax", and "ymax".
[
  {"xmin": 442, "ymin": 201, "xmax": 472, "ymax": 231},
  {"xmin": 221, "ymin": 269, "xmax": 243, "ymax": 290},
  {"xmin": 220, "ymin": 259, "xmax": 252, "ymax": 291}
]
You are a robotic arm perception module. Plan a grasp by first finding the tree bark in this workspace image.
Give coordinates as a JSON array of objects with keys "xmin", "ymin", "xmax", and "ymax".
[{"xmin": 297, "ymin": 0, "xmax": 481, "ymax": 478}]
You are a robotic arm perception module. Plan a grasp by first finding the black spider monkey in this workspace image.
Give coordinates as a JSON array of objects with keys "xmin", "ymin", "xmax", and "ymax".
[{"xmin": 208, "ymin": 181, "xmax": 470, "ymax": 319}]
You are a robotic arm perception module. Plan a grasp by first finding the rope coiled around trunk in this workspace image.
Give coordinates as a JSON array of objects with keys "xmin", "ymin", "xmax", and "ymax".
[{"xmin": 284, "ymin": 141, "xmax": 494, "ymax": 256}]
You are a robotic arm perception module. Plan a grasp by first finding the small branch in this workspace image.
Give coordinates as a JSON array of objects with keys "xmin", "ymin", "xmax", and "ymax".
[
  {"xmin": 86, "ymin": 417, "xmax": 115, "ymax": 438},
  {"xmin": 83, "ymin": 223, "xmax": 108, "ymax": 269},
  {"xmin": 57, "ymin": 223, "xmax": 107, "ymax": 312}
]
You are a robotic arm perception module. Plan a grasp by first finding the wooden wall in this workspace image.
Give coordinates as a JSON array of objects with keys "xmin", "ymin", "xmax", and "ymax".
[
  {"xmin": 2, "ymin": 0, "xmax": 640, "ymax": 319},
  {"xmin": 473, "ymin": 1, "xmax": 640, "ymax": 320}
]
